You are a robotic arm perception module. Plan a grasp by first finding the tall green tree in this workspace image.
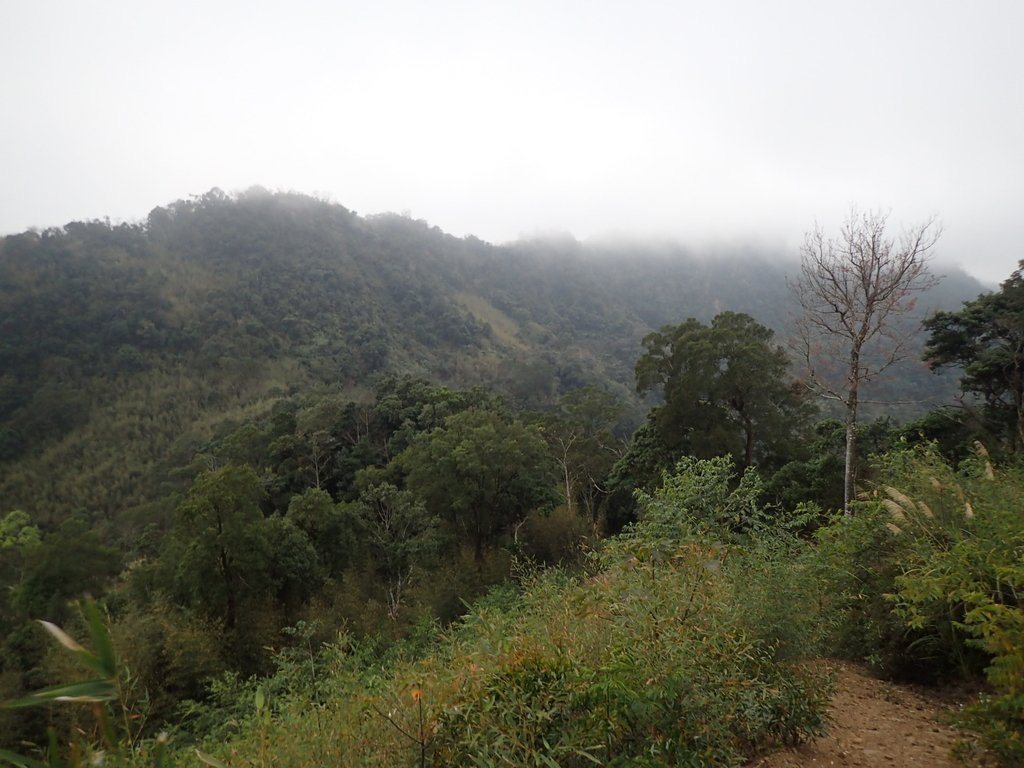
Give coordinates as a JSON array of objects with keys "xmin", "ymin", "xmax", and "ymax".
[
  {"xmin": 286, "ymin": 487, "xmax": 355, "ymax": 576},
  {"xmin": 398, "ymin": 410, "xmax": 558, "ymax": 562},
  {"xmin": 924, "ymin": 262, "xmax": 1024, "ymax": 453},
  {"xmin": 9, "ymin": 519, "xmax": 120, "ymax": 623},
  {"xmin": 537, "ymin": 386, "xmax": 624, "ymax": 532},
  {"xmin": 349, "ymin": 482, "xmax": 443, "ymax": 620},
  {"xmin": 168, "ymin": 465, "xmax": 270, "ymax": 629},
  {"xmin": 636, "ymin": 312, "xmax": 811, "ymax": 469}
]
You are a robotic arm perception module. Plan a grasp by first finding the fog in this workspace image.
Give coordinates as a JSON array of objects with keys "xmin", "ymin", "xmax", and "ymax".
[{"xmin": 2, "ymin": 0, "xmax": 1021, "ymax": 283}]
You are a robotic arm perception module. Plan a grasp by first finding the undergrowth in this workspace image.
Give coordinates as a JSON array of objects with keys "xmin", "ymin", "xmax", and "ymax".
[
  {"xmin": 5, "ymin": 456, "xmax": 836, "ymax": 767},
  {"xmin": 178, "ymin": 456, "xmax": 830, "ymax": 768},
  {"xmin": 813, "ymin": 444, "xmax": 1024, "ymax": 765}
]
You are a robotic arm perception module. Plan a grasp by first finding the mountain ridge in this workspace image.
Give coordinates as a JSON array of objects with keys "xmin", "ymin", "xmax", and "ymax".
[{"xmin": 0, "ymin": 187, "xmax": 987, "ymax": 536}]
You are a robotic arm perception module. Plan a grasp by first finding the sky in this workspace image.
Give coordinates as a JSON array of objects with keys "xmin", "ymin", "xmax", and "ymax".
[{"xmin": 1, "ymin": 0, "xmax": 1022, "ymax": 284}]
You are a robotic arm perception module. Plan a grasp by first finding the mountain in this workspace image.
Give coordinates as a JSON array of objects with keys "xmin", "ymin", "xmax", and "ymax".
[{"xmin": 0, "ymin": 188, "xmax": 986, "ymax": 538}]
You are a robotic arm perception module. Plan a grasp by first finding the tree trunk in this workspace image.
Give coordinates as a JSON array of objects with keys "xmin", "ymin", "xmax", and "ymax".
[
  {"xmin": 473, "ymin": 535, "xmax": 484, "ymax": 565},
  {"xmin": 743, "ymin": 415, "xmax": 754, "ymax": 467},
  {"xmin": 844, "ymin": 353, "xmax": 861, "ymax": 516},
  {"xmin": 563, "ymin": 462, "xmax": 573, "ymax": 515},
  {"xmin": 221, "ymin": 547, "xmax": 237, "ymax": 630},
  {"xmin": 844, "ymin": 409, "xmax": 857, "ymax": 516}
]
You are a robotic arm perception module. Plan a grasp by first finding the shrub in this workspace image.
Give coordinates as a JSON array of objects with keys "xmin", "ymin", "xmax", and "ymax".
[
  {"xmin": 814, "ymin": 443, "xmax": 1024, "ymax": 764},
  {"xmin": 194, "ymin": 457, "xmax": 829, "ymax": 768}
]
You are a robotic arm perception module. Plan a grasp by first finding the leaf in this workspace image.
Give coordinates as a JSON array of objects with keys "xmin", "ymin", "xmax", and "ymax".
[
  {"xmin": 195, "ymin": 750, "xmax": 232, "ymax": 768},
  {"xmin": 572, "ymin": 747, "xmax": 605, "ymax": 765},
  {"xmin": 36, "ymin": 621, "xmax": 85, "ymax": 653},
  {"xmin": 36, "ymin": 619, "xmax": 109, "ymax": 679},
  {"xmin": 3, "ymin": 679, "xmax": 116, "ymax": 709},
  {"xmin": 0, "ymin": 748, "xmax": 48, "ymax": 768},
  {"xmin": 81, "ymin": 601, "xmax": 117, "ymax": 679},
  {"xmin": 45, "ymin": 728, "xmax": 60, "ymax": 768}
]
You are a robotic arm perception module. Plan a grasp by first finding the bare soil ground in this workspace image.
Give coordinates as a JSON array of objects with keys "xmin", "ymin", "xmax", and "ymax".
[{"xmin": 750, "ymin": 661, "xmax": 988, "ymax": 767}]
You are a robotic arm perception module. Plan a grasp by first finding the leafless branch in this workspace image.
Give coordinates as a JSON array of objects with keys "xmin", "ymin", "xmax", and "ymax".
[{"xmin": 789, "ymin": 208, "xmax": 942, "ymax": 512}]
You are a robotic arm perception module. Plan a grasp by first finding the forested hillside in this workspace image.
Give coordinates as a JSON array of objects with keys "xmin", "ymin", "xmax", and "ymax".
[
  {"xmin": 5, "ymin": 189, "xmax": 1019, "ymax": 766},
  {"xmin": 0, "ymin": 188, "xmax": 980, "ymax": 536}
]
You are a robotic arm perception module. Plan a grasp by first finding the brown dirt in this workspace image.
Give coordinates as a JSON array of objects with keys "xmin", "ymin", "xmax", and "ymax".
[{"xmin": 750, "ymin": 661, "xmax": 988, "ymax": 768}]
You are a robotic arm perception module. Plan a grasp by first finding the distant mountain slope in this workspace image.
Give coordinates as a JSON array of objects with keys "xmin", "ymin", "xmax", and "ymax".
[{"xmin": 0, "ymin": 188, "xmax": 985, "ymax": 534}]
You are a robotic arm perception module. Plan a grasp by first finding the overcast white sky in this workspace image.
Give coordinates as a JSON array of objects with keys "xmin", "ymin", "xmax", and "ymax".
[{"xmin": 2, "ymin": 1, "xmax": 1021, "ymax": 283}]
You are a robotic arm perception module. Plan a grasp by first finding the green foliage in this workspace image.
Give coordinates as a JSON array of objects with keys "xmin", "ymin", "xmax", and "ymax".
[
  {"xmin": 896, "ymin": 406, "xmax": 979, "ymax": 465},
  {"xmin": 284, "ymin": 488, "xmax": 354, "ymax": 576},
  {"xmin": 763, "ymin": 417, "xmax": 902, "ymax": 515},
  {"xmin": 628, "ymin": 456, "xmax": 828, "ymax": 659},
  {"xmin": 0, "ymin": 600, "xmax": 169, "ymax": 768},
  {"xmin": 810, "ymin": 505, "xmax": 924, "ymax": 675},
  {"xmin": 813, "ymin": 444, "xmax": 1024, "ymax": 764},
  {"xmin": 885, "ymin": 448, "xmax": 1024, "ymax": 763},
  {"xmin": 347, "ymin": 482, "xmax": 444, "ymax": 622},
  {"xmin": 110, "ymin": 600, "xmax": 227, "ymax": 726},
  {"xmin": 636, "ymin": 312, "xmax": 812, "ymax": 470},
  {"xmin": 0, "ymin": 190, "xmax": 975, "ymax": 545},
  {"xmin": 610, "ymin": 313, "xmax": 817, "ymax": 528},
  {"xmin": 605, "ymin": 416, "xmax": 676, "ymax": 526},
  {"xmin": 10, "ymin": 520, "xmax": 121, "ymax": 623},
  {"xmin": 261, "ymin": 515, "xmax": 324, "ymax": 609},
  {"xmin": 0, "ymin": 511, "xmax": 40, "ymax": 550},
  {"xmin": 186, "ymin": 460, "xmax": 831, "ymax": 765},
  {"xmin": 635, "ymin": 455, "xmax": 766, "ymax": 538},
  {"xmin": 532, "ymin": 386, "xmax": 625, "ymax": 534},
  {"xmin": 398, "ymin": 409, "xmax": 559, "ymax": 561},
  {"xmin": 167, "ymin": 465, "xmax": 270, "ymax": 630},
  {"xmin": 924, "ymin": 261, "xmax": 1024, "ymax": 453},
  {"xmin": 0, "ymin": 189, "xmax": 995, "ymax": 762}
]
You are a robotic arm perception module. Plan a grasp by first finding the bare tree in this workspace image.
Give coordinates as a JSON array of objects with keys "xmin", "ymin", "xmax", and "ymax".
[{"xmin": 791, "ymin": 209, "xmax": 941, "ymax": 513}]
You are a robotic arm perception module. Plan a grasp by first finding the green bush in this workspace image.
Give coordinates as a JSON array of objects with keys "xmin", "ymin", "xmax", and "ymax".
[
  {"xmin": 5, "ymin": 457, "xmax": 832, "ymax": 767},
  {"xmin": 887, "ymin": 448, "xmax": 1024, "ymax": 764},
  {"xmin": 810, "ymin": 504, "xmax": 943, "ymax": 678},
  {"xmin": 186, "ymin": 457, "xmax": 828, "ymax": 768},
  {"xmin": 428, "ymin": 531, "xmax": 829, "ymax": 768},
  {"xmin": 813, "ymin": 444, "xmax": 1024, "ymax": 764}
]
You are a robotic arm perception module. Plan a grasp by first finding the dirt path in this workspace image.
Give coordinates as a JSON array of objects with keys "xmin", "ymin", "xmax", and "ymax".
[{"xmin": 750, "ymin": 661, "xmax": 984, "ymax": 767}]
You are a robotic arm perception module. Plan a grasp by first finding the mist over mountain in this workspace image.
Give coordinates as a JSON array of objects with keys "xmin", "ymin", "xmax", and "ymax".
[{"xmin": 0, "ymin": 188, "xmax": 986, "ymax": 534}]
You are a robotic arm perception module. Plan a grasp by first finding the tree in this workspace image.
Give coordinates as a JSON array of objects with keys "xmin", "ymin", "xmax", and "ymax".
[
  {"xmin": 286, "ymin": 487, "xmax": 355, "ymax": 576},
  {"xmin": 923, "ymin": 261, "xmax": 1024, "ymax": 453},
  {"xmin": 261, "ymin": 514, "xmax": 323, "ymax": 612},
  {"xmin": 9, "ymin": 519, "xmax": 120, "ymax": 623},
  {"xmin": 0, "ymin": 510, "xmax": 39, "ymax": 550},
  {"xmin": 372, "ymin": 375, "xmax": 500, "ymax": 458},
  {"xmin": 792, "ymin": 209, "xmax": 940, "ymax": 512},
  {"xmin": 348, "ymin": 482, "xmax": 442, "ymax": 620},
  {"xmin": 169, "ymin": 465, "xmax": 270, "ymax": 629},
  {"xmin": 635, "ymin": 312, "xmax": 811, "ymax": 469},
  {"xmin": 605, "ymin": 416, "xmax": 678, "ymax": 531},
  {"xmin": 398, "ymin": 410, "xmax": 558, "ymax": 562},
  {"xmin": 536, "ymin": 386, "xmax": 624, "ymax": 532}
]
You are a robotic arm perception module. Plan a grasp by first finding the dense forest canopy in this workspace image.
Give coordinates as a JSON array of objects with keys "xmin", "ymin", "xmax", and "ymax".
[
  {"xmin": 0, "ymin": 189, "xmax": 979, "ymax": 531},
  {"xmin": 4, "ymin": 188, "xmax": 1022, "ymax": 765}
]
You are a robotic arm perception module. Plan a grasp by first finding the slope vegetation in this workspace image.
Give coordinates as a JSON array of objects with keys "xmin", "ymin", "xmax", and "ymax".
[{"xmin": 0, "ymin": 188, "xmax": 981, "ymax": 536}]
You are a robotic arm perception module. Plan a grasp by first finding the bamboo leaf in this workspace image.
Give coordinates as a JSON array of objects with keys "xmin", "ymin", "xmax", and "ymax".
[
  {"xmin": 195, "ymin": 750, "xmax": 231, "ymax": 768},
  {"xmin": 45, "ymin": 728, "xmax": 60, "ymax": 768},
  {"xmin": 81, "ymin": 601, "xmax": 116, "ymax": 679},
  {"xmin": 4, "ymin": 680, "xmax": 116, "ymax": 709},
  {"xmin": 572, "ymin": 747, "xmax": 604, "ymax": 765},
  {"xmin": 0, "ymin": 748, "xmax": 48, "ymax": 768},
  {"xmin": 36, "ymin": 621, "xmax": 84, "ymax": 653},
  {"xmin": 36, "ymin": 621, "xmax": 108, "ymax": 678}
]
